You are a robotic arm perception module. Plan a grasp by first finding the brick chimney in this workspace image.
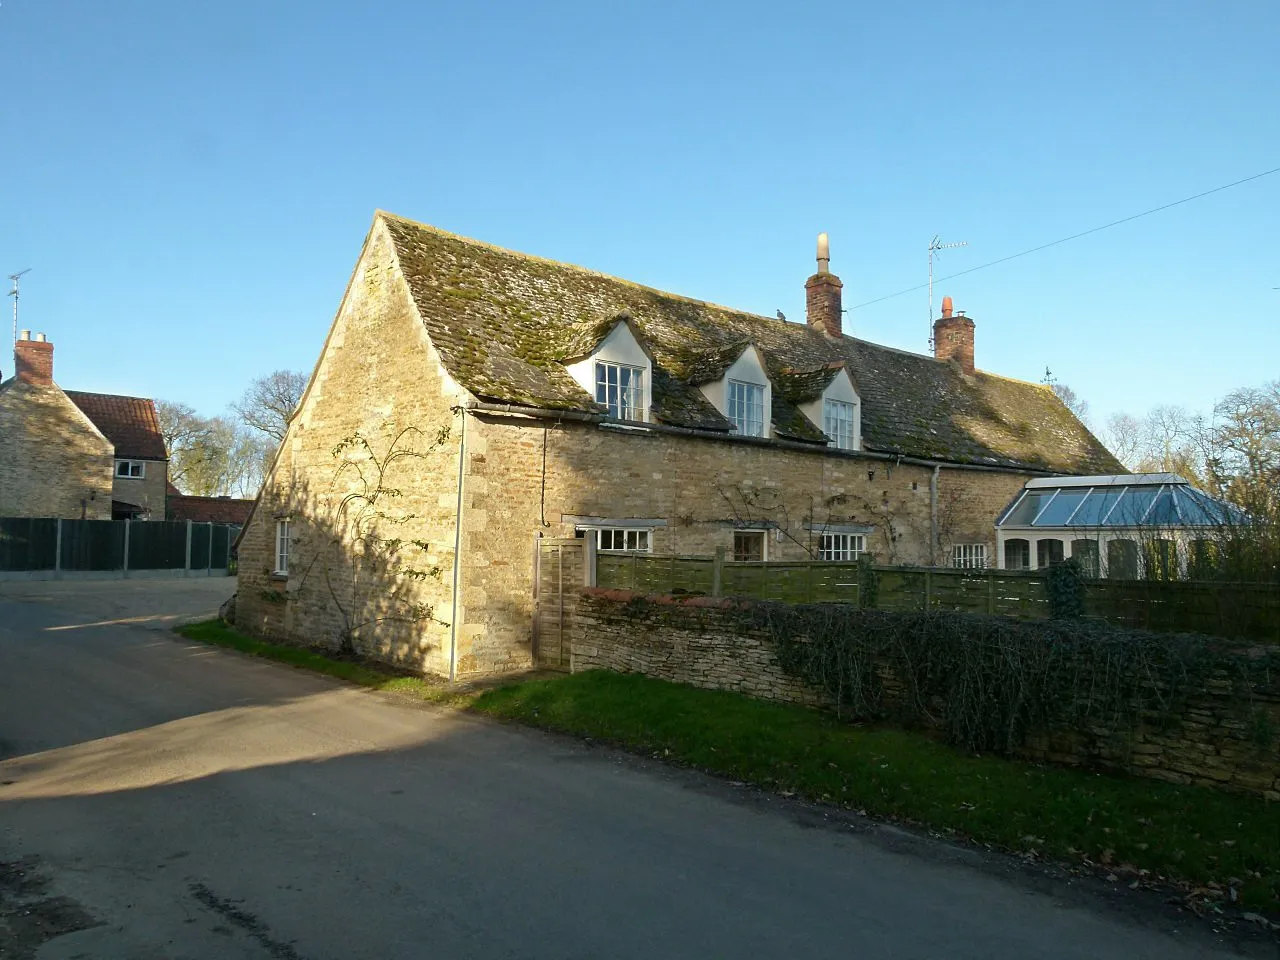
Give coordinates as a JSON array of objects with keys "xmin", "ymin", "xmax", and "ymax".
[
  {"xmin": 805, "ymin": 232, "xmax": 843, "ymax": 338},
  {"xmin": 932, "ymin": 297, "xmax": 975, "ymax": 374},
  {"xmin": 14, "ymin": 331, "xmax": 54, "ymax": 386}
]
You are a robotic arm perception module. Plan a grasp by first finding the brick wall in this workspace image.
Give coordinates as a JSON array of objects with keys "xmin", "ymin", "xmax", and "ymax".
[
  {"xmin": 0, "ymin": 381, "xmax": 113, "ymax": 519},
  {"xmin": 570, "ymin": 588, "xmax": 1280, "ymax": 800},
  {"xmin": 235, "ymin": 220, "xmax": 466, "ymax": 675}
]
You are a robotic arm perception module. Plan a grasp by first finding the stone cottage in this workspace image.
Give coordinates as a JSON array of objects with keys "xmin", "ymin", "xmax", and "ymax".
[
  {"xmin": 0, "ymin": 332, "xmax": 168, "ymax": 520},
  {"xmin": 235, "ymin": 212, "xmax": 1121, "ymax": 678}
]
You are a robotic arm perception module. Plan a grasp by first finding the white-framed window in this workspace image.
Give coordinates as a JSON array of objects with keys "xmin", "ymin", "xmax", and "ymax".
[
  {"xmin": 819, "ymin": 533, "xmax": 864, "ymax": 561},
  {"xmin": 115, "ymin": 460, "xmax": 145, "ymax": 479},
  {"xmin": 822, "ymin": 399, "xmax": 856, "ymax": 450},
  {"xmin": 274, "ymin": 519, "xmax": 292, "ymax": 575},
  {"xmin": 595, "ymin": 361, "xmax": 646, "ymax": 421},
  {"xmin": 951, "ymin": 543, "xmax": 987, "ymax": 569},
  {"xmin": 732, "ymin": 530, "xmax": 767, "ymax": 562},
  {"xmin": 587, "ymin": 527, "xmax": 652, "ymax": 552},
  {"xmin": 727, "ymin": 380, "xmax": 766, "ymax": 437}
]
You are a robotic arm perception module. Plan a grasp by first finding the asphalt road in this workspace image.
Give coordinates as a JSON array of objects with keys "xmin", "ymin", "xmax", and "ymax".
[{"xmin": 0, "ymin": 581, "xmax": 1259, "ymax": 959}]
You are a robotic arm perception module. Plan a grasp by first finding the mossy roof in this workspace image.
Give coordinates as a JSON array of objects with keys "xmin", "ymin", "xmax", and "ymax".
[{"xmin": 380, "ymin": 212, "xmax": 1122, "ymax": 474}]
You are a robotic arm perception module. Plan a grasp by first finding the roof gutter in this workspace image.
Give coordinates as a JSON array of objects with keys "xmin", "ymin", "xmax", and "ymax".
[{"xmin": 464, "ymin": 401, "xmax": 1061, "ymax": 476}]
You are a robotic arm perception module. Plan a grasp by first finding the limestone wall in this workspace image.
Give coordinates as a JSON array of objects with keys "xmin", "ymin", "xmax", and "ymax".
[
  {"xmin": 570, "ymin": 588, "xmax": 1280, "ymax": 800},
  {"xmin": 0, "ymin": 381, "xmax": 113, "ymax": 519},
  {"xmin": 235, "ymin": 220, "xmax": 466, "ymax": 675}
]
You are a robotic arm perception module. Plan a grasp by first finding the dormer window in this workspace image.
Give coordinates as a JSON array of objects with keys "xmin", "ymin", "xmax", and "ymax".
[
  {"xmin": 728, "ymin": 380, "xmax": 766, "ymax": 437},
  {"xmin": 565, "ymin": 319, "xmax": 653, "ymax": 423},
  {"xmin": 823, "ymin": 399, "xmax": 856, "ymax": 450},
  {"xmin": 595, "ymin": 361, "xmax": 645, "ymax": 421}
]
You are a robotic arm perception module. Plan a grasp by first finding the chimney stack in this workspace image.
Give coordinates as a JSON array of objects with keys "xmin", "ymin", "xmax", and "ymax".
[
  {"xmin": 932, "ymin": 299, "xmax": 975, "ymax": 374},
  {"xmin": 805, "ymin": 232, "xmax": 843, "ymax": 338},
  {"xmin": 14, "ymin": 332, "xmax": 54, "ymax": 386}
]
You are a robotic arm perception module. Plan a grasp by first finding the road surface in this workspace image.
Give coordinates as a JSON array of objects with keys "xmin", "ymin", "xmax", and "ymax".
[{"xmin": 0, "ymin": 580, "xmax": 1258, "ymax": 958}]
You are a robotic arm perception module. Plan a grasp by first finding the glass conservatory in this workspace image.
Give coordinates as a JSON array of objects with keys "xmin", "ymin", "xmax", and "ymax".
[{"xmin": 994, "ymin": 474, "xmax": 1243, "ymax": 579}]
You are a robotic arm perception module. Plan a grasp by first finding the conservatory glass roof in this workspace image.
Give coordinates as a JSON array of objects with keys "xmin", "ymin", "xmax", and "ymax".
[{"xmin": 995, "ymin": 474, "xmax": 1244, "ymax": 529}]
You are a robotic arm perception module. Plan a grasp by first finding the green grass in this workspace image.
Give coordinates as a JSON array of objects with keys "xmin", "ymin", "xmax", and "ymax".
[{"xmin": 177, "ymin": 620, "xmax": 1280, "ymax": 913}]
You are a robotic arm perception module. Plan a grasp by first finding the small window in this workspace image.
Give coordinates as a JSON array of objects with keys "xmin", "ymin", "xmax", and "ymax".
[
  {"xmin": 1004, "ymin": 538, "xmax": 1030, "ymax": 570},
  {"xmin": 822, "ymin": 399, "xmax": 856, "ymax": 450},
  {"xmin": 727, "ymin": 380, "xmax": 766, "ymax": 437},
  {"xmin": 590, "ymin": 528, "xmax": 652, "ymax": 553},
  {"xmin": 1037, "ymin": 538, "xmax": 1065, "ymax": 568},
  {"xmin": 595, "ymin": 361, "xmax": 646, "ymax": 421},
  {"xmin": 1188, "ymin": 539, "xmax": 1219, "ymax": 579},
  {"xmin": 732, "ymin": 530, "xmax": 766, "ymax": 562},
  {"xmin": 115, "ymin": 460, "xmax": 145, "ymax": 479},
  {"xmin": 274, "ymin": 519, "xmax": 291, "ymax": 575},
  {"xmin": 819, "ymin": 533, "xmax": 864, "ymax": 561},
  {"xmin": 1144, "ymin": 539, "xmax": 1178, "ymax": 581},
  {"xmin": 951, "ymin": 544, "xmax": 987, "ymax": 569}
]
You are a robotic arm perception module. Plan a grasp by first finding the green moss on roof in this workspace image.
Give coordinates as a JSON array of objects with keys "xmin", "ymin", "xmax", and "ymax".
[{"xmin": 379, "ymin": 211, "xmax": 1122, "ymax": 474}]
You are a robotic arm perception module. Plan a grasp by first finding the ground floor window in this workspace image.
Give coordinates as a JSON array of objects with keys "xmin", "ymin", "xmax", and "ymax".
[
  {"xmin": 1070, "ymin": 539, "xmax": 1100, "ymax": 578},
  {"xmin": 1004, "ymin": 538, "xmax": 1030, "ymax": 570},
  {"xmin": 1037, "ymin": 538, "xmax": 1064, "ymax": 568},
  {"xmin": 950, "ymin": 543, "xmax": 987, "ymax": 569},
  {"xmin": 1144, "ymin": 538, "xmax": 1178, "ymax": 580},
  {"xmin": 732, "ymin": 530, "xmax": 766, "ymax": 562},
  {"xmin": 275, "ymin": 519, "xmax": 291, "ymax": 575},
  {"xmin": 819, "ymin": 533, "xmax": 864, "ymax": 561},
  {"xmin": 583, "ymin": 528, "xmax": 652, "ymax": 552},
  {"xmin": 1107, "ymin": 539, "xmax": 1138, "ymax": 579},
  {"xmin": 1188, "ymin": 539, "xmax": 1219, "ymax": 579}
]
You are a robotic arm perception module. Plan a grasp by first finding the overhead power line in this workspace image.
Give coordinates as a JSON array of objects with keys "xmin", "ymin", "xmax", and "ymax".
[{"xmin": 851, "ymin": 164, "xmax": 1280, "ymax": 310}]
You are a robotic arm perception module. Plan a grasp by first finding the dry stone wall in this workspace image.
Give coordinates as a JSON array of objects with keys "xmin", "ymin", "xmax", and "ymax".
[{"xmin": 571, "ymin": 587, "xmax": 1280, "ymax": 800}]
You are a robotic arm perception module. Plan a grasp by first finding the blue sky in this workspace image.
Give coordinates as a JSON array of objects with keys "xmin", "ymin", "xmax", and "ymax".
[{"xmin": 1, "ymin": 0, "xmax": 1276, "ymax": 430}]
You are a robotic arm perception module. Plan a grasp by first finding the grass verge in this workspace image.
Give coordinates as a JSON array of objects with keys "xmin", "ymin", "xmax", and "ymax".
[{"xmin": 178, "ymin": 619, "xmax": 1280, "ymax": 914}]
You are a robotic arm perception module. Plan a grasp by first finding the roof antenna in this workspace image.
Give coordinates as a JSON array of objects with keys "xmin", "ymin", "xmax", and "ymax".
[
  {"xmin": 8, "ymin": 268, "xmax": 30, "ymax": 347},
  {"xmin": 927, "ymin": 236, "xmax": 967, "ymax": 349}
]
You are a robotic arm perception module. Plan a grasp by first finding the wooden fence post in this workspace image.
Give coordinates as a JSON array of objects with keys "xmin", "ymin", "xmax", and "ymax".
[
  {"xmin": 923, "ymin": 568, "xmax": 933, "ymax": 609},
  {"xmin": 987, "ymin": 570, "xmax": 995, "ymax": 614},
  {"xmin": 583, "ymin": 534, "xmax": 597, "ymax": 587},
  {"xmin": 712, "ymin": 546, "xmax": 724, "ymax": 597},
  {"xmin": 122, "ymin": 520, "xmax": 131, "ymax": 579},
  {"xmin": 54, "ymin": 519, "xmax": 62, "ymax": 578}
]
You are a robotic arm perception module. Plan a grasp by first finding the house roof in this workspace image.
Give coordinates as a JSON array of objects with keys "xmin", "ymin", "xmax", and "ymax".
[
  {"xmin": 167, "ymin": 495, "xmax": 254, "ymax": 525},
  {"xmin": 379, "ymin": 212, "xmax": 1123, "ymax": 474},
  {"xmin": 997, "ymin": 475, "xmax": 1247, "ymax": 529},
  {"xmin": 64, "ymin": 391, "xmax": 167, "ymax": 460}
]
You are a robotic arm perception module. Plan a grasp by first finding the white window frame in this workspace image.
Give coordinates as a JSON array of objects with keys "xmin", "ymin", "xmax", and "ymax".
[
  {"xmin": 115, "ymin": 459, "xmax": 146, "ymax": 479},
  {"xmin": 732, "ymin": 529, "xmax": 768, "ymax": 562},
  {"xmin": 818, "ymin": 532, "xmax": 864, "ymax": 561},
  {"xmin": 594, "ymin": 361, "xmax": 646, "ymax": 422},
  {"xmin": 585, "ymin": 527, "xmax": 652, "ymax": 553},
  {"xmin": 727, "ymin": 380, "xmax": 766, "ymax": 437},
  {"xmin": 951, "ymin": 543, "xmax": 987, "ymax": 569},
  {"xmin": 822, "ymin": 399, "xmax": 856, "ymax": 451},
  {"xmin": 274, "ymin": 519, "xmax": 292, "ymax": 575}
]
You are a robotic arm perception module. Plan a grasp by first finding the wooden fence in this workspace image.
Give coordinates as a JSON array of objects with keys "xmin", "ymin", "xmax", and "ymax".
[
  {"xmin": 0, "ymin": 517, "xmax": 239, "ymax": 578},
  {"xmin": 595, "ymin": 551, "xmax": 1279, "ymax": 643}
]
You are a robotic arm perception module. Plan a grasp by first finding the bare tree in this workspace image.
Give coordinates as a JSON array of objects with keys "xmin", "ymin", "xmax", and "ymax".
[
  {"xmin": 233, "ymin": 370, "xmax": 307, "ymax": 443},
  {"xmin": 1101, "ymin": 412, "xmax": 1145, "ymax": 470},
  {"xmin": 1050, "ymin": 382, "xmax": 1090, "ymax": 425}
]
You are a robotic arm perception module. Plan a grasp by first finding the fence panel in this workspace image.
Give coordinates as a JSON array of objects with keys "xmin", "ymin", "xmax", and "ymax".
[
  {"xmin": 590, "ymin": 550, "xmax": 1278, "ymax": 642},
  {"xmin": 60, "ymin": 520, "xmax": 126, "ymax": 571},
  {"xmin": 0, "ymin": 518, "xmax": 59, "ymax": 571},
  {"xmin": 128, "ymin": 521, "xmax": 190, "ymax": 570},
  {"xmin": 211, "ymin": 525, "xmax": 237, "ymax": 570},
  {"xmin": 189, "ymin": 523, "xmax": 211, "ymax": 571}
]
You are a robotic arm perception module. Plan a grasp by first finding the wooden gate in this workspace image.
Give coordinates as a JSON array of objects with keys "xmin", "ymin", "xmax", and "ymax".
[{"xmin": 532, "ymin": 537, "xmax": 588, "ymax": 670}]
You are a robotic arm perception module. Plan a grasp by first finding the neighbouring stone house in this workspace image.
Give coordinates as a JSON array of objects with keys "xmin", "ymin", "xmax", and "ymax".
[
  {"xmin": 235, "ymin": 211, "xmax": 1122, "ymax": 679},
  {"xmin": 0, "ymin": 332, "xmax": 168, "ymax": 520}
]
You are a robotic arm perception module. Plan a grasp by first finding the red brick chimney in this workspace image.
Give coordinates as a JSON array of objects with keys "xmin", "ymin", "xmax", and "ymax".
[
  {"xmin": 805, "ymin": 232, "xmax": 843, "ymax": 338},
  {"xmin": 932, "ymin": 297, "xmax": 975, "ymax": 374},
  {"xmin": 14, "ymin": 331, "xmax": 54, "ymax": 386}
]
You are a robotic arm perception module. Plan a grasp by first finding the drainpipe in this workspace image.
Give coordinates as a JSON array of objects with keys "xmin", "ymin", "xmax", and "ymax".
[
  {"xmin": 448, "ymin": 409, "xmax": 467, "ymax": 682},
  {"xmin": 929, "ymin": 464, "xmax": 940, "ymax": 567}
]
